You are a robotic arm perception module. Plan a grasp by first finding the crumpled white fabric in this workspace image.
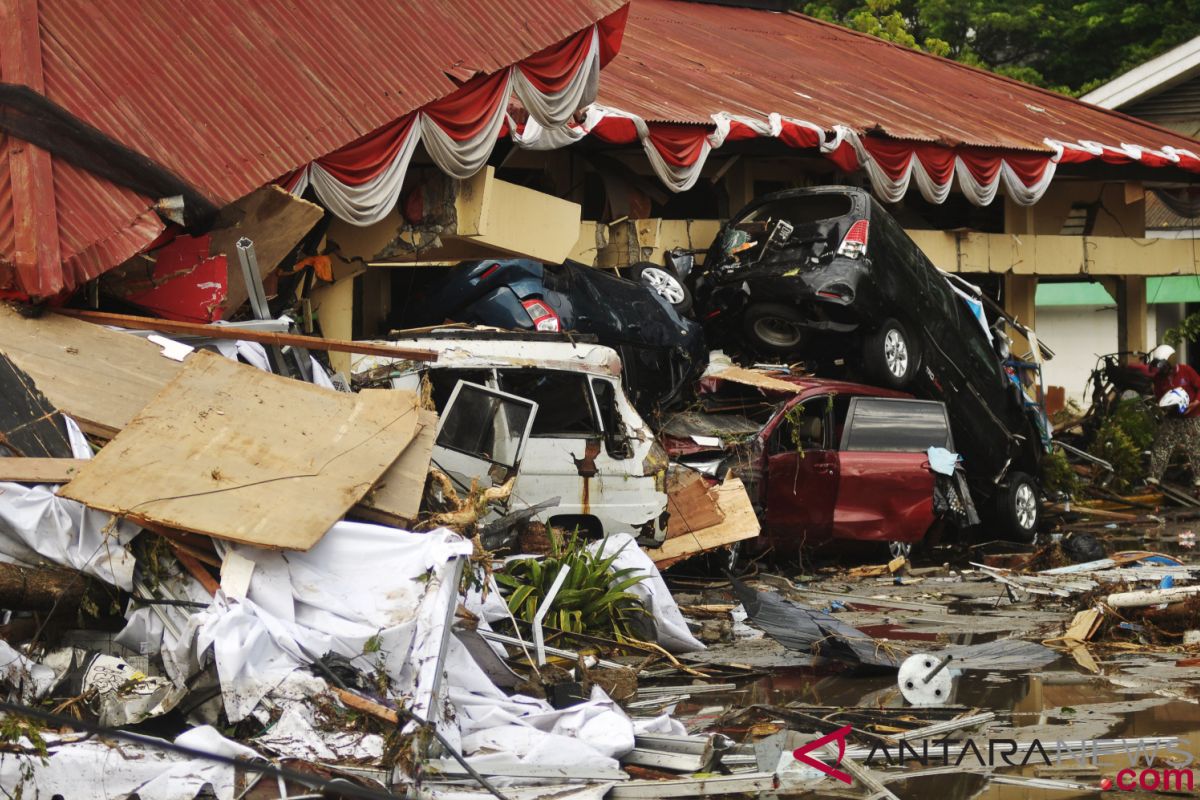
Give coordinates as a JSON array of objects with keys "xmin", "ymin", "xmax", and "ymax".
[
  {"xmin": 443, "ymin": 636, "xmax": 635, "ymax": 772},
  {"xmin": 0, "ymin": 640, "xmax": 56, "ymax": 701},
  {"xmin": 254, "ymin": 702, "xmax": 384, "ymax": 763},
  {"xmin": 0, "ymin": 482, "xmax": 138, "ymax": 590},
  {"xmin": 587, "ymin": 533, "xmax": 705, "ymax": 653},
  {"xmin": 154, "ymin": 522, "xmax": 472, "ymax": 722},
  {"xmin": 0, "ymin": 725, "xmax": 260, "ymax": 800}
]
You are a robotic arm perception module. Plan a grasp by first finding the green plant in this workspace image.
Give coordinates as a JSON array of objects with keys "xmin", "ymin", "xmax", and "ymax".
[
  {"xmin": 1164, "ymin": 311, "xmax": 1200, "ymax": 350},
  {"xmin": 1092, "ymin": 417, "xmax": 1145, "ymax": 492},
  {"xmin": 1041, "ymin": 446, "xmax": 1079, "ymax": 497},
  {"xmin": 495, "ymin": 530, "xmax": 648, "ymax": 641}
]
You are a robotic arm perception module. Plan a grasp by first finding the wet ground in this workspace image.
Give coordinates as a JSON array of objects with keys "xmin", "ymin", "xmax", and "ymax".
[{"xmin": 655, "ymin": 517, "xmax": 1200, "ymax": 798}]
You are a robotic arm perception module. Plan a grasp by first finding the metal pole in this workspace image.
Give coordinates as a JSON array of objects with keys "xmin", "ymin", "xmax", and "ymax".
[{"xmin": 533, "ymin": 565, "xmax": 571, "ymax": 666}]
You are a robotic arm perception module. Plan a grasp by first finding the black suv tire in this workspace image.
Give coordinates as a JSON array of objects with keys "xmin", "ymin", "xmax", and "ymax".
[
  {"xmin": 863, "ymin": 317, "xmax": 920, "ymax": 388},
  {"xmin": 743, "ymin": 303, "xmax": 806, "ymax": 355},
  {"xmin": 998, "ymin": 471, "xmax": 1040, "ymax": 543}
]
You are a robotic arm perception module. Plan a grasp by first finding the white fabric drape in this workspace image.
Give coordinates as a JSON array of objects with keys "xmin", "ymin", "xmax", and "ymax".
[{"xmin": 287, "ymin": 26, "xmax": 603, "ymax": 225}]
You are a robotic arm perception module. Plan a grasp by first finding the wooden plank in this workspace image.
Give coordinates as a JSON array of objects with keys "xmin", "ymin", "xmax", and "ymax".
[
  {"xmin": 207, "ymin": 185, "xmax": 324, "ymax": 317},
  {"xmin": 354, "ymin": 408, "xmax": 436, "ymax": 527},
  {"xmin": 708, "ymin": 366, "xmax": 804, "ymax": 394},
  {"xmin": 665, "ymin": 470, "xmax": 724, "ymax": 539},
  {"xmin": 60, "ymin": 351, "xmax": 419, "ymax": 551},
  {"xmin": 0, "ymin": 304, "xmax": 184, "ymax": 437},
  {"xmin": 53, "ymin": 308, "xmax": 438, "ymax": 362},
  {"xmin": 644, "ymin": 477, "xmax": 760, "ymax": 569},
  {"xmin": 0, "ymin": 353, "xmax": 74, "ymax": 457},
  {"xmin": 0, "ymin": 457, "xmax": 87, "ymax": 483}
]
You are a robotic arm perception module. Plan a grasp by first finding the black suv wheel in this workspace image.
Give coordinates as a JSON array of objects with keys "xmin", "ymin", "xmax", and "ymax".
[
  {"xmin": 743, "ymin": 303, "xmax": 806, "ymax": 355},
  {"xmin": 998, "ymin": 471, "xmax": 1040, "ymax": 543},
  {"xmin": 863, "ymin": 317, "xmax": 919, "ymax": 388}
]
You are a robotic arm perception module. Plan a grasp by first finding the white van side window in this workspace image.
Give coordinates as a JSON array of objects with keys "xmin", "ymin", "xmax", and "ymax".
[{"xmin": 497, "ymin": 370, "xmax": 599, "ymax": 436}]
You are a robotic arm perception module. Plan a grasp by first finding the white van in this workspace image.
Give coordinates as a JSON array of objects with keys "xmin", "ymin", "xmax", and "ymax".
[{"xmin": 353, "ymin": 332, "xmax": 669, "ymax": 545}]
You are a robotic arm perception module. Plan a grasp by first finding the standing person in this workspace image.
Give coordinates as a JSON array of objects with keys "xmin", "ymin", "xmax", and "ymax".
[{"xmin": 1137, "ymin": 345, "xmax": 1200, "ymax": 486}]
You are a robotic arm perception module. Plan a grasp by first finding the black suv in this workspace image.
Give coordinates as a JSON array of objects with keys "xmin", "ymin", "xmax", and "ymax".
[{"xmin": 690, "ymin": 186, "xmax": 1047, "ymax": 541}]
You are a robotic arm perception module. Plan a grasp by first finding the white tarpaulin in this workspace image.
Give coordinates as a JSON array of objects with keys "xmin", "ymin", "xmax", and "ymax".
[
  {"xmin": 0, "ymin": 726, "xmax": 260, "ymax": 800},
  {"xmin": 587, "ymin": 533, "xmax": 705, "ymax": 653},
  {"xmin": 0, "ymin": 481, "xmax": 139, "ymax": 590},
  {"xmin": 157, "ymin": 522, "xmax": 471, "ymax": 721}
]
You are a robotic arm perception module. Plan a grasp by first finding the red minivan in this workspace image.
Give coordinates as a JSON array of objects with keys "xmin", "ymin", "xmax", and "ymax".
[{"xmin": 667, "ymin": 376, "xmax": 956, "ymax": 558}]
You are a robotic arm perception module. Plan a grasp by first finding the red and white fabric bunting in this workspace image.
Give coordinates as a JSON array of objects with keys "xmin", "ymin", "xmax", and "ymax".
[
  {"xmin": 282, "ymin": 13, "xmax": 621, "ymax": 225},
  {"xmin": 515, "ymin": 101, "xmax": 1200, "ymax": 206}
]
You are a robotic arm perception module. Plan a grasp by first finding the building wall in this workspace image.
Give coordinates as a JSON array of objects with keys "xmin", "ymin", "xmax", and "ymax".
[{"xmin": 1036, "ymin": 304, "xmax": 1172, "ymax": 407}]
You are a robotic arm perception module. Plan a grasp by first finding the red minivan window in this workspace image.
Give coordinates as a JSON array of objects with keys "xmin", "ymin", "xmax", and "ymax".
[{"xmin": 839, "ymin": 398, "xmax": 952, "ymax": 452}]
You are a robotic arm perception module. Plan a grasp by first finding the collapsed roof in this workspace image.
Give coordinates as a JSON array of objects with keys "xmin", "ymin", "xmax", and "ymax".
[{"xmin": 0, "ymin": 0, "xmax": 630, "ymax": 297}]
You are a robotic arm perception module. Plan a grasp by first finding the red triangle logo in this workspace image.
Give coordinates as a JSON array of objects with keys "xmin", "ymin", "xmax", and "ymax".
[{"xmin": 792, "ymin": 724, "xmax": 853, "ymax": 785}]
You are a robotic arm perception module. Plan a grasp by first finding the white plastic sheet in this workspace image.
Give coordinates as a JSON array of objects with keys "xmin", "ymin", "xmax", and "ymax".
[
  {"xmin": 0, "ymin": 725, "xmax": 259, "ymax": 800},
  {"xmin": 0, "ymin": 481, "xmax": 138, "ymax": 590},
  {"xmin": 588, "ymin": 533, "xmax": 705, "ymax": 653},
  {"xmin": 156, "ymin": 522, "xmax": 471, "ymax": 721},
  {"xmin": 443, "ymin": 638, "xmax": 636, "ymax": 773}
]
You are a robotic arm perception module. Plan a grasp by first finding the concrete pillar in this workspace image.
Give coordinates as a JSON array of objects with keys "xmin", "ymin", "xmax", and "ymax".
[
  {"xmin": 1116, "ymin": 275, "xmax": 1148, "ymax": 355},
  {"xmin": 1004, "ymin": 273, "xmax": 1038, "ymax": 356}
]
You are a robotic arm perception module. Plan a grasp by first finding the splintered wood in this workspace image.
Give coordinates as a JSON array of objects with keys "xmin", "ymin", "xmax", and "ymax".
[
  {"xmin": 60, "ymin": 350, "xmax": 418, "ymax": 550},
  {"xmin": 646, "ymin": 476, "xmax": 760, "ymax": 568},
  {"xmin": 354, "ymin": 408, "xmax": 437, "ymax": 526}
]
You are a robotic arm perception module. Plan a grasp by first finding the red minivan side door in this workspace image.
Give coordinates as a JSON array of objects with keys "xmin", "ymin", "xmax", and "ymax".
[
  {"xmin": 833, "ymin": 397, "xmax": 950, "ymax": 543},
  {"xmin": 763, "ymin": 395, "xmax": 839, "ymax": 552}
]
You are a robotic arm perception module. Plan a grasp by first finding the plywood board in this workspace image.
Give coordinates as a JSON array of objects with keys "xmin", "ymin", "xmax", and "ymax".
[
  {"xmin": 665, "ymin": 470, "xmax": 724, "ymax": 539},
  {"xmin": 0, "ymin": 457, "xmax": 87, "ymax": 483},
  {"xmin": 354, "ymin": 408, "xmax": 437, "ymax": 527},
  {"xmin": 60, "ymin": 351, "xmax": 418, "ymax": 550},
  {"xmin": 209, "ymin": 186, "xmax": 324, "ymax": 316},
  {"xmin": 644, "ymin": 477, "xmax": 760, "ymax": 569},
  {"xmin": 0, "ymin": 304, "xmax": 182, "ymax": 437}
]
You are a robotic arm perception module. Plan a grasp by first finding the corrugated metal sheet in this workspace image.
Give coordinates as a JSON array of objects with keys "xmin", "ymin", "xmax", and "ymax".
[
  {"xmin": 2, "ymin": 0, "xmax": 624, "ymax": 292},
  {"xmin": 40, "ymin": 0, "xmax": 624, "ymax": 205},
  {"xmin": 1125, "ymin": 75, "xmax": 1200, "ymax": 122},
  {"xmin": 598, "ymin": 0, "xmax": 1200, "ymax": 156}
]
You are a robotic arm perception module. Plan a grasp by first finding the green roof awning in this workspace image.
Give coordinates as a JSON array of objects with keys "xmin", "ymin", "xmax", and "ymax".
[
  {"xmin": 1036, "ymin": 276, "xmax": 1200, "ymax": 307},
  {"xmin": 1148, "ymin": 275, "xmax": 1200, "ymax": 304},
  {"xmin": 1035, "ymin": 282, "xmax": 1114, "ymax": 306}
]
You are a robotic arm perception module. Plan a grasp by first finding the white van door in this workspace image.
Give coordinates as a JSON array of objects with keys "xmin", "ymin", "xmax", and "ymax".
[{"xmin": 432, "ymin": 381, "xmax": 537, "ymax": 503}]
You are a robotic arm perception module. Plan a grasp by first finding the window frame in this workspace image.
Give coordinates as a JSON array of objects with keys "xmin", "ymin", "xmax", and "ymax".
[{"xmin": 837, "ymin": 396, "xmax": 953, "ymax": 453}]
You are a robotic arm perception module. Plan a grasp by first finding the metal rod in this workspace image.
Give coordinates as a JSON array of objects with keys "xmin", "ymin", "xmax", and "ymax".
[{"xmin": 923, "ymin": 654, "xmax": 953, "ymax": 685}]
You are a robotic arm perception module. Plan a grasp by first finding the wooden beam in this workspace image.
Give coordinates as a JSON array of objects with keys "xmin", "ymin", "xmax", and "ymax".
[
  {"xmin": 0, "ymin": 0, "xmax": 62, "ymax": 296},
  {"xmin": 52, "ymin": 308, "xmax": 438, "ymax": 362},
  {"xmin": 0, "ymin": 457, "xmax": 86, "ymax": 483}
]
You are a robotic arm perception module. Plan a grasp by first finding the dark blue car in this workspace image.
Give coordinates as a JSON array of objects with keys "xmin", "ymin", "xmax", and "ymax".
[{"xmin": 421, "ymin": 259, "xmax": 707, "ymax": 416}]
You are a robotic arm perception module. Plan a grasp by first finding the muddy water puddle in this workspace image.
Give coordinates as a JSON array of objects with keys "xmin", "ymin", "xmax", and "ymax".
[{"xmin": 664, "ymin": 661, "xmax": 1200, "ymax": 798}]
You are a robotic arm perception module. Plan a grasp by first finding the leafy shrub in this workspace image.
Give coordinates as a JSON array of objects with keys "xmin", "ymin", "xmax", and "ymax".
[
  {"xmin": 496, "ymin": 530, "xmax": 648, "ymax": 641},
  {"xmin": 1041, "ymin": 446, "xmax": 1079, "ymax": 497}
]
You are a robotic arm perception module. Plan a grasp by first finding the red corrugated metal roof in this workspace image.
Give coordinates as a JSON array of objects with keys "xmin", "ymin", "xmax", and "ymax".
[
  {"xmin": 0, "ymin": 0, "xmax": 626, "ymax": 294},
  {"xmin": 599, "ymin": 0, "xmax": 1200, "ymax": 156}
]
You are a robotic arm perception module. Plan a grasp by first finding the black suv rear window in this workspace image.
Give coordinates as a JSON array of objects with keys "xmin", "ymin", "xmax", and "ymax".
[
  {"xmin": 841, "ymin": 398, "xmax": 951, "ymax": 452},
  {"xmin": 736, "ymin": 194, "xmax": 854, "ymax": 228}
]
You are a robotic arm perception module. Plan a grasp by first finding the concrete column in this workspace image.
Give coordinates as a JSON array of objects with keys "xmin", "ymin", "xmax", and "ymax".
[
  {"xmin": 1003, "ymin": 273, "xmax": 1038, "ymax": 356},
  {"xmin": 1116, "ymin": 275, "xmax": 1148, "ymax": 355}
]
